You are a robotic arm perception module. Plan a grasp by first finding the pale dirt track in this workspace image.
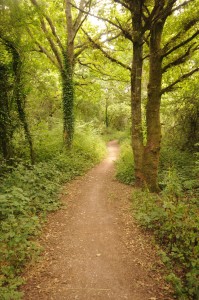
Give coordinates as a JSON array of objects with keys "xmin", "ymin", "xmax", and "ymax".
[{"xmin": 21, "ymin": 141, "xmax": 173, "ymax": 300}]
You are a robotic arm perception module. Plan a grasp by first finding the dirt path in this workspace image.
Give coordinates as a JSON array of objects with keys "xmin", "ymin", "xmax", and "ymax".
[{"xmin": 22, "ymin": 141, "xmax": 173, "ymax": 300}]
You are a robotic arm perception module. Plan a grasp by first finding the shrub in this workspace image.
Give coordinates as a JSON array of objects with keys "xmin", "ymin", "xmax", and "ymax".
[
  {"xmin": 159, "ymin": 146, "xmax": 198, "ymax": 190},
  {"xmin": 116, "ymin": 140, "xmax": 134, "ymax": 184},
  {"xmin": 131, "ymin": 177, "xmax": 199, "ymax": 299}
]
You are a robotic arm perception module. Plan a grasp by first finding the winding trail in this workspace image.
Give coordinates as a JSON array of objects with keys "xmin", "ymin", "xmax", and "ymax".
[{"xmin": 22, "ymin": 141, "xmax": 173, "ymax": 300}]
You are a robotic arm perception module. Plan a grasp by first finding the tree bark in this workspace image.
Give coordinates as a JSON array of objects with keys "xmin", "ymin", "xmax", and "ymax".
[
  {"xmin": 105, "ymin": 98, "xmax": 109, "ymax": 128},
  {"xmin": 0, "ymin": 64, "xmax": 13, "ymax": 160},
  {"xmin": 11, "ymin": 46, "xmax": 35, "ymax": 164},
  {"xmin": 62, "ymin": 0, "xmax": 75, "ymax": 148},
  {"xmin": 61, "ymin": 52, "xmax": 74, "ymax": 148},
  {"xmin": 131, "ymin": 1, "xmax": 144, "ymax": 187},
  {"xmin": 142, "ymin": 22, "xmax": 164, "ymax": 192}
]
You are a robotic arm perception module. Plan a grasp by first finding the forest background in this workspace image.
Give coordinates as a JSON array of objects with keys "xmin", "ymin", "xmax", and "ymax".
[{"xmin": 0, "ymin": 0, "xmax": 198, "ymax": 299}]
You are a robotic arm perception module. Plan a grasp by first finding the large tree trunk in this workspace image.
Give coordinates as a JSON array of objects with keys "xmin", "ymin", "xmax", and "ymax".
[
  {"xmin": 131, "ymin": 1, "xmax": 144, "ymax": 187},
  {"xmin": 142, "ymin": 22, "xmax": 164, "ymax": 192}
]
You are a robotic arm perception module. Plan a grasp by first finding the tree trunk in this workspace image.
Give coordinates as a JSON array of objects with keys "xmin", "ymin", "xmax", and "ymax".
[
  {"xmin": 61, "ymin": 52, "xmax": 74, "ymax": 148},
  {"xmin": 12, "ymin": 46, "xmax": 35, "ymax": 164},
  {"xmin": 131, "ymin": 2, "xmax": 144, "ymax": 187},
  {"xmin": 105, "ymin": 98, "xmax": 109, "ymax": 128},
  {"xmin": 142, "ymin": 22, "xmax": 164, "ymax": 192},
  {"xmin": 0, "ymin": 64, "xmax": 13, "ymax": 160},
  {"xmin": 62, "ymin": 0, "xmax": 75, "ymax": 148}
]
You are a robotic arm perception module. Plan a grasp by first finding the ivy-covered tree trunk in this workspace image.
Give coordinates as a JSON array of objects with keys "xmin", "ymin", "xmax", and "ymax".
[
  {"xmin": 11, "ymin": 45, "xmax": 35, "ymax": 164},
  {"xmin": 142, "ymin": 22, "xmax": 164, "ymax": 192},
  {"xmin": 0, "ymin": 64, "xmax": 13, "ymax": 160},
  {"xmin": 61, "ymin": 52, "xmax": 74, "ymax": 148},
  {"xmin": 29, "ymin": 0, "xmax": 90, "ymax": 148},
  {"xmin": 62, "ymin": 0, "xmax": 75, "ymax": 149}
]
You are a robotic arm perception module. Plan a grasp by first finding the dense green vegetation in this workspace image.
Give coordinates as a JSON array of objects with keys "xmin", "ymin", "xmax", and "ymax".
[
  {"xmin": 0, "ymin": 0, "xmax": 198, "ymax": 299},
  {"xmin": 116, "ymin": 75, "xmax": 199, "ymax": 299},
  {"xmin": 117, "ymin": 141, "xmax": 199, "ymax": 299}
]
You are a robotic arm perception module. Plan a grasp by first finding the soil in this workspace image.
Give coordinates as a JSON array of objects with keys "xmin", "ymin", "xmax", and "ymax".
[{"xmin": 21, "ymin": 140, "xmax": 174, "ymax": 300}]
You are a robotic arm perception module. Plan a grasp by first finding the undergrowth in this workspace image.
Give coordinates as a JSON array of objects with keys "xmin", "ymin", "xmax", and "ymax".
[
  {"xmin": 131, "ymin": 186, "xmax": 199, "ymax": 299},
  {"xmin": 0, "ymin": 127, "xmax": 106, "ymax": 300},
  {"xmin": 116, "ymin": 139, "xmax": 134, "ymax": 184},
  {"xmin": 116, "ymin": 141, "xmax": 199, "ymax": 299}
]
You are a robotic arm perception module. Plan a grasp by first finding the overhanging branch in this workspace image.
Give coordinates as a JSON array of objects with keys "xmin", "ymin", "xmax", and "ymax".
[
  {"xmin": 161, "ymin": 67, "xmax": 199, "ymax": 94},
  {"xmin": 162, "ymin": 44, "xmax": 198, "ymax": 73},
  {"xmin": 26, "ymin": 28, "xmax": 59, "ymax": 68},
  {"xmin": 78, "ymin": 58, "xmax": 129, "ymax": 82},
  {"xmin": 162, "ymin": 17, "xmax": 199, "ymax": 56},
  {"xmin": 82, "ymin": 29, "xmax": 131, "ymax": 71},
  {"xmin": 171, "ymin": 0, "xmax": 195, "ymax": 14}
]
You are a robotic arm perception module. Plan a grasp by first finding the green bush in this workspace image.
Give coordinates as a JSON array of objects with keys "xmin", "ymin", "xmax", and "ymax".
[
  {"xmin": 116, "ymin": 140, "xmax": 134, "ymax": 184},
  {"xmin": 102, "ymin": 128, "xmax": 130, "ymax": 143},
  {"xmin": 159, "ymin": 146, "xmax": 198, "ymax": 190},
  {"xmin": 0, "ymin": 126, "xmax": 106, "ymax": 299},
  {"xmin": 115, "ymin": 131, "xmax": 199, "ymax": 298},
  {"xmin": 131, "ymin": 178, "xmax": 199, "ymax": 299}
]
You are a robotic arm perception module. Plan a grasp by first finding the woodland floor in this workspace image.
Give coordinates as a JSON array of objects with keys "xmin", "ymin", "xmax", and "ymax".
[{"xmin": 21, "ymin": 141, "xmax": 174, "ymax": 300}]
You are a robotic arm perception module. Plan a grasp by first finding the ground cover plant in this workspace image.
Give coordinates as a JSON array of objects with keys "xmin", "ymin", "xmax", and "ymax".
[
  {"xmin": 116, "ymin": 139, "xmax": 135, "ymax": 185},
  {"xmin": 116, "ymin": 140, "xmax": 199, "ymax": 299}
]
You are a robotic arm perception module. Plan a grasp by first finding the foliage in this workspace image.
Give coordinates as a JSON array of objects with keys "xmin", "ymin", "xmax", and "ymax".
[
  {"xmin": 0, "ymin": 127, "xmax": 106, "ymax": 299},
  {"xmin": 161, "ymin": 75, "xmax": 199, "ymax": 152},
  {"xmin": 102, "ymin": 128, "xmax": 129, "ymax": 143},
  {"xmin": 116, "ymin": 140, "xmax": 134, "ymax": 184},
  {"xmin": 116, "ymin": 139, "xmax": 199, "ymax": 298},
  {"xmin": 107, "ymin": 102, "xmax": 131, "ymax": 131},
  {"xmin": 159, "ymin": 146, "xmax": 198, "ymax": 191},
  {"xmin": 131, "ymin": 177, "xmax": 199, "ymax": 299}
]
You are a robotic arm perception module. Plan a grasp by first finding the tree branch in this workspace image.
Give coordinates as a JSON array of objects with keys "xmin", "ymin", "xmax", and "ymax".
[
  {"xmin": 162, "ymin": 44, "xmax": 198, "ymax": 73},
  {"xmin": 44, "ymin": 15, "xmax": 64, "ymax": 52},
  {"xmin": 39, "ymin": 18, "xmax": 63, "ymax": 68},
  {"xmin": 161, "ymin": 67, "xmax": 199, "ymax": 94},
  {"xmin": 171, "ymin": 0, "xmax": 195, "ymax": 14},
  {"xmin": 162, "ymin": 30, "xmax": 199, "ymax": 58},
  {"xmin": 30, "ymin": 0, "xmax": 63, "ymax": 68},
  {"xmin": 162, "ymin": 17, "xmax": 199, "ymax": 56},
  {"xmin": 115, "ymin": 17, "xmax": 133, "ymax": 42},
  {"xmin": 82, "ymin": 29, "xmax": 131, "ymax": 71},
  {"xmin": 142, "ymin": 1, "xmax": 164, "ymax": 33},
  {"xmin": 30, "ymin": 0, "xmax": 64, "ymax": 52},
  {"xmin": 160, "ymin": 0, "xmax": 177, "ymax": 19},
  {"xmin": 70, "ymin": 2, "xmax": 121, "ymax": 31},
  {"xmin": 114, "ymin": 0, "xmax": 130, "ymax": 11},
  {"xmin": 74, "ymin": 43, "xmax": 88, "ymax": 58},
  {"xmin": 73, "ymin": 0, "xmax": 92, "ymax": 39},
  {"xmin": 26, "ymin": 28, "xmax": 59, "ymax": 68},
  {"xmin": 78, "ymin": 58, "xmax": 129, "ymax": 82}
]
